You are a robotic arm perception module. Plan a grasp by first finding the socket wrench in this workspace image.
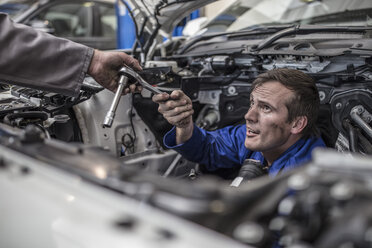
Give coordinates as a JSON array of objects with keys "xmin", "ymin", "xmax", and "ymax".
[{"xmin": 102, "ymin": 67, "xmax": 163, "ymax": 128}]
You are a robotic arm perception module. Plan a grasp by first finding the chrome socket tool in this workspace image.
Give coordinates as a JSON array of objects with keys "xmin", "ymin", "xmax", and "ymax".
[{"xmin": 103, "ymin": 67, "xmax": 163, "ymax": 128}]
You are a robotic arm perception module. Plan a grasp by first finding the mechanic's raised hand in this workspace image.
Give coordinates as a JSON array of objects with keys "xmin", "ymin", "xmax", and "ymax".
[
  {"xmin": 88, "ymin": 49, "xmax": 142, "ymax": 94},
  {"xmin": 153, "ymin": 90, "xmax": 194, "ymax": 127},
  {"xmin": 153, "ymin": 90, "xmax": 194, "ymax": 144}
]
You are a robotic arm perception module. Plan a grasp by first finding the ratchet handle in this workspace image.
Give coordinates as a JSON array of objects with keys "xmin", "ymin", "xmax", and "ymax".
[{"xmin": 102, "ymin": 74, "xmax": 129, "ymax": 128}]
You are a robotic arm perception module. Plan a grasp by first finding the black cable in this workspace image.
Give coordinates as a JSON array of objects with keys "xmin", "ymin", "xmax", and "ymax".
[
  {"xmin": 35, "ymin": 123, "xmax": 51, "ymax": 139},
  {"xmin": 143, "ymin": 23, "xmax": 161, "ymax": 55},
  {"xmin": 119, "ymin": 0, "xmax": 139, "ymax": 36},
  {"xmin": 357, "ymin": 129, "xmax": 372, "ymax": 154},
  {"xmin": 121, "ymin": 95, "xmax": 137, "ymax": 154},
  {"xmin": 154, "ymin": 0, "xmax": 166, "ymax": 17},
  {"xmin": 129, "ymin": 95, "xmax": 137, "ymax": 142},
  {"xmin": 140, "ymin": 0, "xmax": 153, "ymax": 20},
  {"xmin": 3, "ymin": 111, "xmax": 48, "ymax": 126},
  {"xmin": 141, "ymin": 0, "xmax": 184, "ymax": 58},
  {"xmin": 343, "ymin": 119, "xmax": 358, "ymax": 153},
  {"xmin": 177, "ymin": 32, "xmax": 232, "ymax": 54},
  {"xmin": 132, "ymin": 16, "xmax": 148, "ymax": 52},
  {"xmin": 122, "ymin": 133, "xmax": 135, "ymax": 154},
  {"xmin": 119, "ymin": 0, "xmax": 145, "ymax": 58},
  {"xmin": 222, "ymin": 70, "xmax": 243, "ymax": 85}
]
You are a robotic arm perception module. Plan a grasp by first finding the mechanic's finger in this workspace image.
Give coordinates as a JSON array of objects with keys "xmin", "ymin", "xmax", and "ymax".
[
  {"xmin": 164, "ymin": 99, "xmax": 187, "ymax": 109},
  {"xmin": 167, "ymin": 109, "xmax": 193, "ymax": 124},
  {"xmin": 158, "ymin": 103, "xmax": 173, "ymax": 113},
  {"xmin": 129, "ymin": 84, "xmax": 138, "ymax": 93},
  {"xmin": 170, "ymin": 90, "xmax": 183, "ymax": 100},
  {"xmin": 123, "ymin": 87, "xmax": 131, "ymax": 95},
  {"xmin": 171, "ymin": 90, "xmax": 192, "ymax": 104},
  {"xmin": 152, "ymin": 93, "xmax": 170, "ymax": 103},
  {"xmin": 163, "ymin": 104, "xmax": 193, "ymax": 118},
  {"xmin": 158, "ymin": 99, "xmax": 187, "ymax": 113},
  {"xmin": 121, "ymin": 53, "xmax": 142, "ymax": 71},
  {"xmin": 135, "ymin": 85, "xmax": 143, "ymax": 92},
  {"xmin": 164, "ymin": 109, "xmax": 194, "ymax": 123}
]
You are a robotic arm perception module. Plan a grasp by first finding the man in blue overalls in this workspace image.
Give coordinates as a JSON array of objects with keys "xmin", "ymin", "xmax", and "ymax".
[{"xmin": 153, "ymin": 68, "xmax": 325, "ymax": 178}]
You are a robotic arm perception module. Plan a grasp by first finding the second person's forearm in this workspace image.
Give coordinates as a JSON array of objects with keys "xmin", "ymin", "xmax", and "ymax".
[{"xmin": 176, "ymin": 121, "xmax": 194, "ymax": 144}]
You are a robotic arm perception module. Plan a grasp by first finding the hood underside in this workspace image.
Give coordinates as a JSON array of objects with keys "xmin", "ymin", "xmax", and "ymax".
[{"xmin": 126, "ymin": 0, "xmax": 215, "ymax": 37}]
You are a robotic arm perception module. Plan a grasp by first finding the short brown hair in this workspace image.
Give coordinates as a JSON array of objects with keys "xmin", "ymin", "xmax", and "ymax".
[{"xmin": 251, "ymin": 68, "xmax": 320, "ymax": 137}]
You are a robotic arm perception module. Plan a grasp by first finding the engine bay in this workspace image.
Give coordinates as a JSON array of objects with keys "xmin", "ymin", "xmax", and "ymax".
[{"xmin": 1, "ymin": 25, "xmax": 372, "ymax": 247}]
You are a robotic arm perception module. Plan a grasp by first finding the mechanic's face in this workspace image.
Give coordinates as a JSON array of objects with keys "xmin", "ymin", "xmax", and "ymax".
[{"xmin": 244, "ymin": 81, "xmax": 299, "ymax": 162}]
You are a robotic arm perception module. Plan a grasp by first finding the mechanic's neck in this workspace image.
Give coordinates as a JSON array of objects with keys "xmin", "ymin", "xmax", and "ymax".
[{"xmin": 262, "ymin": 135, "xmax": 302, "ymax": 166}]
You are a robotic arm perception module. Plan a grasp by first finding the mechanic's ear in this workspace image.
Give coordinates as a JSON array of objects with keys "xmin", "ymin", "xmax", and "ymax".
[{"xmin": 291, "ymin": 116, "xmax": 307, "ymax": 134}]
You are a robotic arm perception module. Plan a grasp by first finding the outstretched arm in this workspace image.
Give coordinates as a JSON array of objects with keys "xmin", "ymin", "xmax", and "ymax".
[{"xmin": 0, "ymin": 13, "xmax": 141, "ymax": 96}]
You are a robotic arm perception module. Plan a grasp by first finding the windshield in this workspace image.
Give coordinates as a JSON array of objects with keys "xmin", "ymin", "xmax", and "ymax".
[
  {"xmin": 0, "ymin": 0, "xmax": 39, "ymax": 19},
  {"xmin": 203, "ymin": 0, "xmax": 372, "ymax": 33}
]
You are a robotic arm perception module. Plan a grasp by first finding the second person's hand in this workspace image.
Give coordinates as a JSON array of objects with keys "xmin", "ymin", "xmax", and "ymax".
[
  {"xmin": 152, "ymin": 90, "xmax": 194, "ymax": 144},
  {"xmin": 152, "ymin": 90, "xmax": 194, "ymax": 128}
]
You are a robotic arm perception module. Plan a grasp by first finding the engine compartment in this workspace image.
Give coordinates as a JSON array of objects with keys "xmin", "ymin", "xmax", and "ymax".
[{"xmin": 1, "ymin": 27, "xmax": 372, "ymax": 247}]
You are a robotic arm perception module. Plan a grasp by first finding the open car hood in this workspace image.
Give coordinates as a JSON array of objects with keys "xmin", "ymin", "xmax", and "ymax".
[{"xmin": 126, "ymin": 0, "xmax": 215, "ymax": 37}]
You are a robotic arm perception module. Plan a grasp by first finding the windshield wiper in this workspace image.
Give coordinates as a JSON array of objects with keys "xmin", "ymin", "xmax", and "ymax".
[
  {"xmin": 177, "ymin": 26, "xmax": 290, "ymax": 55},
  {"xmin": 251, "ymin": 25, "xmax": 372, "ymax": 52}
]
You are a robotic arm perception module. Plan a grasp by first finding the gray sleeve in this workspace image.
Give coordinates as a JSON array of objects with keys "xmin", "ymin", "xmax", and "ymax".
[{"xmin": 0, "ymin": 13, "xmax": 94, "ymax": 96}]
